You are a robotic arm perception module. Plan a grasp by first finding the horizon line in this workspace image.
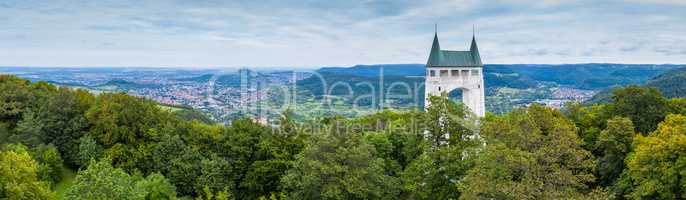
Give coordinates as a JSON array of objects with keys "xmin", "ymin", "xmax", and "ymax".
[{"xmin": 1, "ymin": 62, "xmax": 685, "ymax": 70}]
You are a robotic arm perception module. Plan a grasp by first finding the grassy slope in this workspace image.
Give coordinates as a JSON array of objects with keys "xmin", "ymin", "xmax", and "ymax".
[
  {"xmin": 54, "ymin": 168, "xmax": 76, "ymax": 199},
  {"xmin": 158, "ymin": 104, "xmax": 184, "ymax": 112}
]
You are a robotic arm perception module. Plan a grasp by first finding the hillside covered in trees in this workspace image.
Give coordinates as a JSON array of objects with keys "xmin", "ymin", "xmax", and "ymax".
[
  {"xmin": 3, "ymin": 74, "xmax": 686, "ymax": 200},
  {"xmin": 297, "ymin": 64, "xmax": 682, "ymax": 113},
  {"xmin": 646, "ymin": 67, "xmax": 686, "ymax": 98},
  {"xmin": 314, "ymin": 64, "xmax": 680, "ymax": 90}
]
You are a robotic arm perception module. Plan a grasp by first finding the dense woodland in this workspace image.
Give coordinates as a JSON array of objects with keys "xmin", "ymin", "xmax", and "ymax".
[
  {"xmin": 2, "ymin": 74, "xmax": 686, "ymax": 199},
  {"xmin": 646, "ymin": 67, "xmax": 686, "ymax": 98}
]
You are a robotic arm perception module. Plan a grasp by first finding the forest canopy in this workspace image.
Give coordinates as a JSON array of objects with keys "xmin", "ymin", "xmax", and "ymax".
[{"xmin": 2, "ymin": 74, "xmax": 686, "ymax": 200}]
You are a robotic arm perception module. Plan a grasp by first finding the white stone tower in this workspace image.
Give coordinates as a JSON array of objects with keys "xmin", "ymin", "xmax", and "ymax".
[{"xmin": 424, "ymin": 30, "xmax": 486, "ymax": 117}]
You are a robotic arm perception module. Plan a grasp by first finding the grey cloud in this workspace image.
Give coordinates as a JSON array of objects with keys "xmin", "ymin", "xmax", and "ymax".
[
  {"xmin": 655, "ymin": 47, "xmax": 686, "ymax": 55},
  {"xmin": 0, "ymin": 0, "xmax": 685, "ymax": 67},
  {"xmin": 554, "ymin": 50, "xmax": 571, "ymax": 56},
  {"xmin": 620, "ymin": 45, "xmax": 640, "ymax": 52},
  {"xmin": 529, "ymin": 49, "xmax": 550, "ymax": 56}
]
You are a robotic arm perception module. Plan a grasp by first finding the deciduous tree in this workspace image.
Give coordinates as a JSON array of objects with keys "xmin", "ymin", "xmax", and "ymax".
[
  {"xmin": 282, "ymin": 130, "xmax": 400, "ymax": 199},
  {"xmin": 595, "ymin": 117, "xmax": 634, "ymax": 187},
  {"xmin": 0, "ymin": 75, "xmax": 34, "ymax": 128},
  {"xmin": 0, "ymin": 145, "xmax": 54, "ymax": 200},
  {"xmin": 609, "ymin": 85, "xmax": 668, "ymax": 134},
  {"xmin": 460, "ymin": 105, "xmax": 596, "ymax": 199},
  {"xmin": 66, "ymin": 159, "xmax": 177, "ymax": 200},
  {"xmin": 620, "ymin": 114, "xmax": 686, "ymax": 199}
]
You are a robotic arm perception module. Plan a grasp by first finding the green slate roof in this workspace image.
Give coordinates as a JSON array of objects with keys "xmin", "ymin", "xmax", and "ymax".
[{"xmin": 427, "ymin": 33, "xmax": 482, "ymax": 67}]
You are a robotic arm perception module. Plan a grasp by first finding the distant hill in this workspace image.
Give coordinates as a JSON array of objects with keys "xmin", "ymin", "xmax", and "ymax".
[
  {"xmin": 585, "ymin": 66, "xmax": 686, "ymax": 104},
  {"xmin": 95, "ymin": 79, "xmax": 160, "ymax": 91},
  {"xmin": 315, "ymin": 64, "xmax": 535, "ymax": 89},
  {"xmin": 304, "ymin": 63, "xmax": 681, "ymax": 92},
  {"xmin": 495, "ymin": 64, "xmax": 682, "ymax": 89},
  {"xmin": 318, "ymin": 64, "xmax": 426, "ymax": 77},
  {"xmin": 302, "ymin": 63, "xmax": 684, "ymax": 109},
  {"xmin": 646, "ymin": 67, "xmax": 686, "ymax": 98},
  {"xmin": 174, "ymin": 69, "xmax": 280, "ymax": 88},
  {"xmin": 46, "ymin": 80, "xmax": 88, "ymax": 87},
  {"xmin": 584, "ymin": 89, "xmax": 614, "ymax": 105},
  {"xmin": 297, "ymin": 72, "xmax": 425, "ymax": 107}
]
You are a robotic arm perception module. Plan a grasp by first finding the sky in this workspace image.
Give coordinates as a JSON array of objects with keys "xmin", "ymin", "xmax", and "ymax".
[{"xmin": 1, "ymin": 0, "xmax": 685, "ymax": 68}]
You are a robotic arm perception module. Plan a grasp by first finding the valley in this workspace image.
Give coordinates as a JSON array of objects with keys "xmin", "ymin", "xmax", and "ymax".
[{"xmin": 2, "ymin": 63, "xmax": 682, "ymax": 123}]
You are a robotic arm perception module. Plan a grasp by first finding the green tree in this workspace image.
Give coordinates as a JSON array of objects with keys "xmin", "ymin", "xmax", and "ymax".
[
  {"xmin": 0, "ymin": 145, "xmax": 55, "ymax": 200},
  {"xmin": 394, "ymin": 95, "xmax": 480, "ymax": 199},
  {"xmin": 609, "ymin": 85, "xmax": 668, "ymax": 134},
  {"xmin": 209, "ymin": 110, "xmax": 307, "ymax": 199},
  {"xmin": 152, "ymin": 134, "xmax": 203, "ymax": 196},
  {"xmin": 136, "ymin": 173, "xmax": 178, "ymax": 200},
  {"xmin": 0, "ymin": 75, "xmax": 34, "ymax": 128},
  {"xmin": 195, "ymin": 185, "xmax": 232, "ymax": 200},
  {"xmin": 102, "ymin": 142, "xmax": 155, "ymax": 173},
  {"xmin": 565, "ymin": 102, "xmax": 611, "ymax": 152},
  {"xmin": 594, "ymin": 117, "xmax": 634, "ymax": 187},
  {"xmin": 363, "ymin": 132, "xmax": 402, "ymax": 176},
  {"xmin": 218, "ymin": 118, "xmax": 268, "ymax": 197},
  {"xmin": 459, "ymin": 105, "xmax": 596, "ymax": 199},
  {"xmin": 86, "ymin": 93, "xmax": 171, "ymax": 173},
  {"xmin": 173, "ymin": 109, "xmax": 214, "ymax": 124},
  {"xmin": 401, "ymin": 145, "xmax": 476, "ymax": 199},
  {"xmin": 240, "ymin": 159, "xmax": 290, "ymax": 199},
  {"xmin": 344, "ymin": 109, "xmax": 428, "ymax": 171},
  {"xmin": 424, "ymin": 95, "xmax": 476, "ymax": 147},
  {"xmin": 385, "ymin": 125, "xmax": 425, "ymax": 170},
  {"xmin": 11, "ymin": 110, "xmax": 44, "ymax": 146},
  {"xmin": 66, "ymin": 159, "xmax": 178, "ymax": 200},
  {"xmin": 66, "ymin": 159, "xmax": 145, "ymax": 200},
  {"xmin": 620, "ymin": 114, "xmax": 686, "ymax": 199},
  {"xmin": 31, "ymin": 144, "xmax": 65, "ymax": 186},
  {"xmin": 668, "ymin": 98, "xmax": 686, "ymax": 116},
  {"xmin": 85, "ymin": 92, "xmax": 166, "ymax": 146},
  {"xmin": 394, "ymin": 96, "xmax": 478, "ymax": 199},
  {"xmin": 33, "ymin": 88, "xmax": 93, "ymax": 167},
  {"xmin": 195, "ymin": 155, "xmax": 233, "ymax": 197},
  {"xmin": 76, "ymin": 135, "xmax": 103, "ymax": 167},
  {"xmin": 0, "ymin": 122, "xmax": 9, "ymax": 145},
  {"xmin": 282, "ymin": 130, "xmax": 400, "ymax": 200}
]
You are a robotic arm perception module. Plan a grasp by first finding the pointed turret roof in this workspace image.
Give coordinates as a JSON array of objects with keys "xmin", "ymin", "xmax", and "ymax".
[
  {"xmin": 427, "ymin": 33, "xmax": 443, "ymax": 67},
  {"xmin": 426, "ymin": 31, "xmax": 483, "ymax": 68},
  {"xmin": 470, "ymin": 35, "xmax": 482, "ymax": 66}
]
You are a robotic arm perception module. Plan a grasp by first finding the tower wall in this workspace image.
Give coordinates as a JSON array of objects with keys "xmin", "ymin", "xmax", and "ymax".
[{"xmin": 425, "ymin": 67, "xmax": 485, "ymax": 117}]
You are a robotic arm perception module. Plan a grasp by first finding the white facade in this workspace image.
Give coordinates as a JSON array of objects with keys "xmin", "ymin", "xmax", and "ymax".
[{"xmin": 425, "ymin": 67, "xmax": 485, "ymax": 117}]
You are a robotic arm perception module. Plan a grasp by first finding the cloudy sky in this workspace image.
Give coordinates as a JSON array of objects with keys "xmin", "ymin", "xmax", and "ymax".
[{"xmin": 1, "ymin": 0, "xmax": 685, "ymax": 68}]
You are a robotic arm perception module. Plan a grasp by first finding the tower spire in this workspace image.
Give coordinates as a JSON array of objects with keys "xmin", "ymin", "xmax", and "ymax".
[
  {"xmin": 470, "ymin": 25, "xmax": 482, "ymax": 66},
  {"xmin": 427, "ymin": 24, "xmax": 442, "ymax": 66},
  {"xmin": 472, "ymin": 24, "xmax": 475, "ymax": 38}
]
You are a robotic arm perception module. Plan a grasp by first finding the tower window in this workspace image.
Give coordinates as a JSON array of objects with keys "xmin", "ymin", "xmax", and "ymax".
[
  {"xmin": 451, "ymin": 70, "xmax": 459, "ymax": 77},
  {"xmin": 429, "ymin": 70, "xmax": 436, "ymax": 77},
  {"xmin": 471, "ymin": 70, "xmax": 479, "ymax": 76},
  {"xmin": 440, "ymin": 70, "xmax": 449, "ymax": 77},
  {"xmin": 461, "ymin": 70, "xmax": 469, "ymax": 76},
  {"xmin": 438, "ymin": 87, "xmax": 441, "ymax": 91}
]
